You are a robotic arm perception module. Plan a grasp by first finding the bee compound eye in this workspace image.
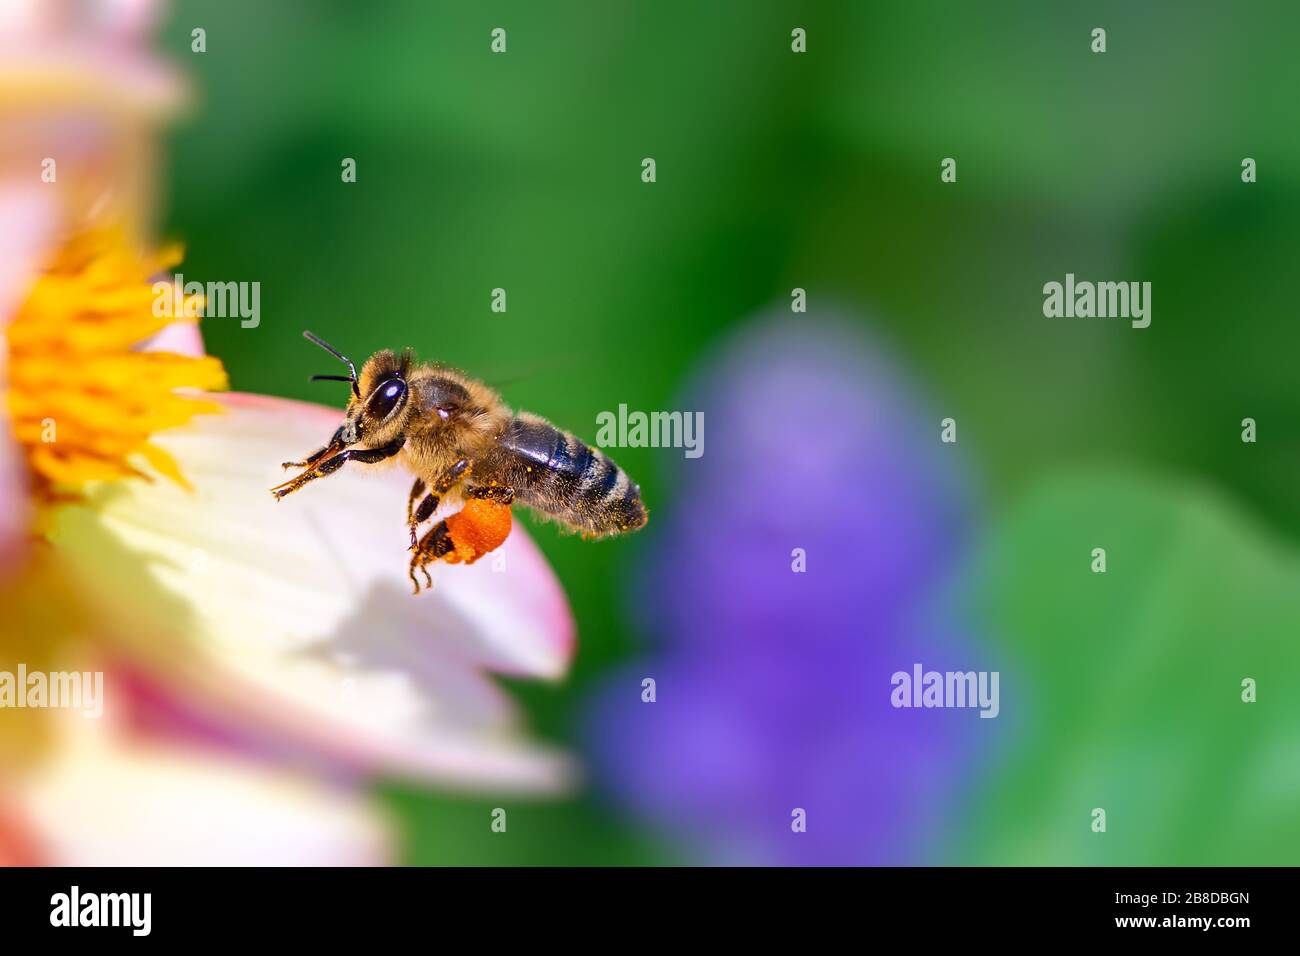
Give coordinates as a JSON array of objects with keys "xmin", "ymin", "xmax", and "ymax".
[{"xmin": 367, "ymin": 378, "xmax": 406, "ymax": 420}]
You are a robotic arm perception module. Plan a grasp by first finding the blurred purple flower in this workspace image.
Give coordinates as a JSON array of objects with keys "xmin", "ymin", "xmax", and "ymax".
[{"xmin": 587, "ymin": 311, "xmax": 992, "ymax": 865}]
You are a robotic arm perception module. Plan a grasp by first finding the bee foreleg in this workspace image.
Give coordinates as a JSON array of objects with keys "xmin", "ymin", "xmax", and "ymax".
[
  {"xmin": 281, "ymin": 426, "xmax": 345, "ymax": 470},
  {"xmin": 271, "ymin": 438, "xmax": 404, "ymax": 499}
]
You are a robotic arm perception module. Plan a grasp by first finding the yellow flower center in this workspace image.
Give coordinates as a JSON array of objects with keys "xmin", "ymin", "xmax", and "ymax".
[{"xmin": 4, "ymin": 228, "xmax": 228, "ymax": 501}]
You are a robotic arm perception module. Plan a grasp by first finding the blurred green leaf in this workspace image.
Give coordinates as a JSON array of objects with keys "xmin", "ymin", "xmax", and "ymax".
[
  {"xmin": 380, "ymin": 788, "xmax": 676, "ymax": 866},
  {"xmin": 958, "ymin": 472, "xmax": 1300, "ymax": 864},
  {"xmin": 823, "ymin": 2, "xmax": 1300, "ymax": 211}
]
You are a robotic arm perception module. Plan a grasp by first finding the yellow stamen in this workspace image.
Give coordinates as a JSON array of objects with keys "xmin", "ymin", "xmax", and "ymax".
[{"xmin": 5, "ymin": 228, "xmax": 228, "ymax": 501}]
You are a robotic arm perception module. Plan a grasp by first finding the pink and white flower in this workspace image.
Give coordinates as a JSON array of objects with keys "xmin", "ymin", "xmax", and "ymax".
[{"xmin": 0, "ymin": 0, "xmax": 578, "ymax": 866}]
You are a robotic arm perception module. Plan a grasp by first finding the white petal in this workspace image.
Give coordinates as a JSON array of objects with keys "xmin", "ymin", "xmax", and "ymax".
[
  {"xmin": 9, "ymin": 717, "xmax": 392, "ymax": 866},
  {"xmin": 51, "ymin": 392, "xmax": 577, "ymax": 792}
]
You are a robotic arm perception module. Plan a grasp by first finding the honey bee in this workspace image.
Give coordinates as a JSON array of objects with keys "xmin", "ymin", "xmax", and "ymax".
[{"xmin": 271, "ymin": 331, "xmax": 648, "ymax": 593}]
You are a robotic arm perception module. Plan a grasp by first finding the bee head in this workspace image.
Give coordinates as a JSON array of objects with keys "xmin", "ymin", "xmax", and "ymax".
[
  {"xmin": 346, "ymin": 349, "xmax": 412, "ymax": 444},
  {"xmin": 302, "ymin": 331, "xmax": 411, "ymax": 446}
]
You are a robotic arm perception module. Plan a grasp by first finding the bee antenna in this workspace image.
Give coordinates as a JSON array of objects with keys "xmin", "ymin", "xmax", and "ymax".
[{"xmin": 302, "ymin": 330, "xmax": 360, "ymax": 397}]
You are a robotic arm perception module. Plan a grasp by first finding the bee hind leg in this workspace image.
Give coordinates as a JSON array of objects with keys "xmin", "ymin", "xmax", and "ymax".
[
  {"xmin": 467, "ymin": 484, "xmax": 515, "ymax": 505},
  {"xmin": 407, "ymin": 496, "xmax": 513, "ymax": 577},
  {"xmin": 408, "ymin": 556, "xmax": 433, "ymax": 595},
  {"xmin": 408, "ymin": 524, "xmax": 453, "ymax": 594}
]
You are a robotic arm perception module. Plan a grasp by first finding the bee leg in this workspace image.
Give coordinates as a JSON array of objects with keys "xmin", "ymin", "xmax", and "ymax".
[
  {"xmin": 466, "ymin": 484, "xmax": 515, "ymax": 505},
  {"xmin": 270, "ymin": 451, "xmax": 348, "ymax": 499},
  {"xmin": 282, "ymin": 426, "xmax": 345, "ymax": 469},
  {"xmin": 406, "ymin": 458, "xmax": 470, "ymax": 549},
  {"xmin": 409, "ymin": 493, "xmax": 439, "ymax": 549},
  {"xmin": 409, "ymin": 523, "xmax": 454, "ymax": 594},
  {"xmin": 413, "ymin": 522, "xmax": 455, "ymax": 563},
  {"xmin": 407, "ymin": 558, "xmax": 433, "ymax": 595},
  {"xmin": 271, "ymin": 438, "xmax": 404, "ymax": 499},
  {"xmin": 406, "ymin": 478, "xmax": 426, "ymax": 522},
  {"xmin": 406, "ymin": 478, "xmax": 426, "ymax": 548},
  {"xmin": 408, "ymin": 498, "xmax": 512, "ymax": 579}
]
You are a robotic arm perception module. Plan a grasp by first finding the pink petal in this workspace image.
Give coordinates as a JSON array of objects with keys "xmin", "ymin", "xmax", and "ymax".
[
  {"xmin": 0, "ymin": 185, "xmax": 57, "ymax": 571},
  {"xmin": 0, "ymin": 183, "xmax": 55, "ymax": 356},
  {"xmin": 0, "ymin": 0, "xmax": 161, "ymax": 43},
  {"xmin": 0, "ymin": 0, "xmax": 186, "ymax": 118},
  {"xmin": 139, "ymin": 319, "xmax": 205, "ymax": 357}
]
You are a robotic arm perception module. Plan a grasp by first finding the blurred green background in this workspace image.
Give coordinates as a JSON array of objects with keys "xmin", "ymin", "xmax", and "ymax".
[{"xmin": 158, "ymin": 1, "xmax": 1300, "ymax": 864}]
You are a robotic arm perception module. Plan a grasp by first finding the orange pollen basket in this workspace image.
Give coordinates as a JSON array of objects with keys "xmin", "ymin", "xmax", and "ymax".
[{"xmin": 443, "ymin": 498, "xmax": 513, "ymax": 564}]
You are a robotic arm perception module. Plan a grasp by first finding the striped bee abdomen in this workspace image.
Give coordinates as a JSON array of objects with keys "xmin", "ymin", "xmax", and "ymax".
[{"xmin": 498, "ymin": 414, "xmax": 647, "ymax": 535}]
